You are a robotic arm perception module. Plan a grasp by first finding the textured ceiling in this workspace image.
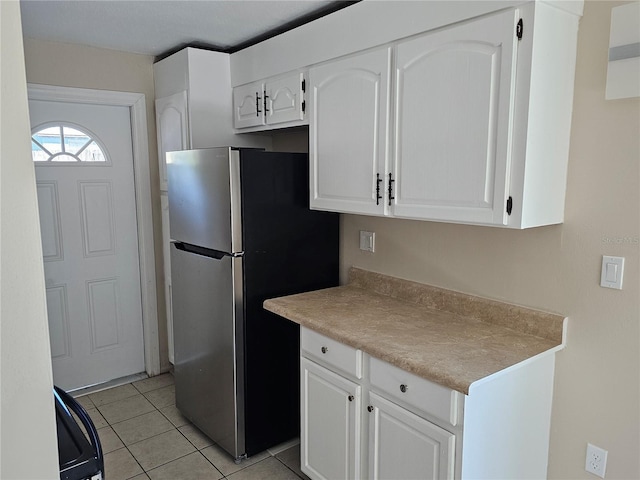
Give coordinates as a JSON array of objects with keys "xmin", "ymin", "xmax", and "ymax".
[{"xmin": 20, "ymin": 0, "xmax": 351, "ymax": 57}]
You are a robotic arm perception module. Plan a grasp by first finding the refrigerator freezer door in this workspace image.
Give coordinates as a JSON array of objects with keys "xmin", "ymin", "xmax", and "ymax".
[
  {"xmin": 167, "ymin": 148, "xmax": 242, "ymax": 253},
  {"xmin": 170, "ymin": 243, "xmax": 245, "ymax": 458}
]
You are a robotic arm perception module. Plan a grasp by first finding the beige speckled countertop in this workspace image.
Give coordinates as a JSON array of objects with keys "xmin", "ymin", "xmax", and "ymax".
[{"xmin": 264, "ymin": 268, "xmax": 566, "ymax": 395}]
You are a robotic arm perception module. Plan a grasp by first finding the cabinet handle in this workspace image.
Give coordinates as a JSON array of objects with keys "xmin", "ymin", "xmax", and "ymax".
[
  {"xmin": 264, "ymin": 90, "xmax": 269, "ymax": 113},
  {"xmin": 399, "ymin": 384, "xmax": 408, "ymax": 393},
  {"xmin": 255, "ymin": 92, "xmax": 262, "ymax": 115},
  {"xmin": 367, "ymin": 405, "xmax": 374, "ymax": 413},
  {"xmin": 388, "ymin": 173, "xmax": 395, "ymax": 206},
  {"xmin": 321, "ymin": 346, "xmax": 328, "ymax": 354},
  {"xmin": 348, "ymin": 395, "xmax": 354, "ymax": 402},
  {"xmin": 376, "ymin": 173, "xmax": 382, "ymax": 205}
]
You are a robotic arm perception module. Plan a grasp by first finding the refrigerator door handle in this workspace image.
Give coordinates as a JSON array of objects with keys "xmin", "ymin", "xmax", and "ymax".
[{"xmin": 172, "ymin": 241, "xmax": 239, "ymax": 260}]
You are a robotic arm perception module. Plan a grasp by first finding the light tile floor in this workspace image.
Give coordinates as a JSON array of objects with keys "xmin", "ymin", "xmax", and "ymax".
[{"xmin": 75, "ymin": 373, "xmax": 310, "ymax": 480}]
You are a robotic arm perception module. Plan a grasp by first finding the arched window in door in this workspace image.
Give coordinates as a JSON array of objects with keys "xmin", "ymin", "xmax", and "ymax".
[{"xmin": 31, "ymin": 124, "xmax": 109, "ymax": 163}]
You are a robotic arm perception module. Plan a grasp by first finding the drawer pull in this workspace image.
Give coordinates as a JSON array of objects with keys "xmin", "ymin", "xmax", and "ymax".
[
  {"xmin": 367, "ymin": 405, "xmax": 374, "ymax": 413},
  {"xmin": 321, "ymin": 346, "xmax": 328, "ymax": 354},
  {"xmin": 400, "ymin": 384, "xmax": 408, "ymax": 393},
  {"xmin": 348, "ymin": 395, "xmax": 354, "ymax": 402}
]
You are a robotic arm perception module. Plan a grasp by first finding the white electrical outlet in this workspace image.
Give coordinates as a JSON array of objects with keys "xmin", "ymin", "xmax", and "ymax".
[{"xmin": 585, "ymin": 443, "xmax": 608, "ymax": 478}]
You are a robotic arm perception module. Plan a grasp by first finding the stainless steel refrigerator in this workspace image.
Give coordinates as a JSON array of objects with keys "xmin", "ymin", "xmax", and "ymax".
[{"xmin": 167, "ymin": 147, "xmax": 338, "ymax": 461}]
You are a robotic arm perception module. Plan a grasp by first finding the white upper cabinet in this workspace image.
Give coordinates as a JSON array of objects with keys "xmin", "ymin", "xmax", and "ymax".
[
  {"xmin": 309, "ymin": 48, "xmax": 391, "ymax": 216},
  {"xmin": 266, "ymin": 72, "xmax": 306, "ymax": 125},
  {"xmin": 233, "ymin": 80, "xmax": 264, "ymax": 129},
  {"xmin": 393, "ymin": 9, "xmax": 517, "ymax": 225},
  {"xmin": 306, "ymin": 3, "xmax": 580, "ymax": 228},
  {"xmin": 233, "ymin": 72, "xmax": 307, "ymax": 130},
  {"xmin": 155, "ymin": 91, "xmax": 189, "ymax": 192}
]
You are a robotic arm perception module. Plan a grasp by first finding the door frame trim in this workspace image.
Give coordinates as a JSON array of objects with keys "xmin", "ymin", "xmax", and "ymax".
[{"xmin": 28, "ymin": 83, "xmax": 161, "ymax": 377}]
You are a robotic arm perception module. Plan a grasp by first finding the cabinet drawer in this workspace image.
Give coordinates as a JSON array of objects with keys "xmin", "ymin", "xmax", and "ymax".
[
  {"xmin": 369, "ymin": 356, "xmax": 459, "ymax": 426},
  {"xmin": 301, "ymin": 328, "xmax": 362, "ymax": 379}
]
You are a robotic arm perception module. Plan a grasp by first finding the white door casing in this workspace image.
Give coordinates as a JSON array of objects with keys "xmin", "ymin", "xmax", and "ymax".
[{"xmin": 28, "ymin": 84, "xmax": 160, "ymax": 387}]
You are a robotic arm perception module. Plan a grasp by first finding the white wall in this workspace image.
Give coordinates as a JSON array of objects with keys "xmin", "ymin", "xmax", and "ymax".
[
  {"xmin": 0, "ymin": 0, "xmax": 59, "ymax": 477},
  {"xmin": 340, "ymin": 1, "xmax": 639, "ymax": 478}
]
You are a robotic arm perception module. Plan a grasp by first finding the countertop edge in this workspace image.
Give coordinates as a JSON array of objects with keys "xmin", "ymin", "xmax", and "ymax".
[{"xmin": 263, "ymin": 269, "xmax": 566, "ymax": 395}]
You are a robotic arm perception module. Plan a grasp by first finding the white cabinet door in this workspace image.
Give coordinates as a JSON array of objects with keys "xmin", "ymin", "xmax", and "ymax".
[
  {"xmin": 393, "ymin": 9, "xmax": 519, "ymax": 225},
  {"xmin": 368, "ymin": 392, "xmax": 455, "ymax": 480},
  {"xmin": 265, "ymin": 72, "xmax": 305, "ymax": 125},
  {"xmin": 155, "ymin": 91, "xmax": 189, "ymax": 192},
  {"xmin": 309, "ymin": 48, "xmax": 391, "ymax": 215},
  {"xmin": 233, "ymin": 80, "xmax": 265, "ymax": 129},
  {"xmin": 160, "ymin": 193, "xmax": 174, "ymax": 364},
  {"xmin": 301, "ymin": 358, "xmax": 362, "ymax": 480}
]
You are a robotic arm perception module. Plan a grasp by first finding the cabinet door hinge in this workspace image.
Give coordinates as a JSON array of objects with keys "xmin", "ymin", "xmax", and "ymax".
[
  {"xmin": 506, "ymin": 196, "xmax": 513, "ymax": 215},
  {"xmin": 302, "ymin": 100, "xmax": 306, "ymax": 113},
  {"xmin": 516, "ymin": 19, "xmax": 523, "ymax": 40},
  {"xmin": 301, "ymin": 79, "xmax": 306, "ymax": 92}
]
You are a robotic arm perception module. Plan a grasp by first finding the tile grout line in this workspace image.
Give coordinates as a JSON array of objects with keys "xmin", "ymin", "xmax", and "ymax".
[
  {"xmin": 101, "ymin": 385, "xmax": 176, "ymax": 479},
  {"xmin": 120, "ymin": 400, "xmax": 178, "ymax": 479},
  {"xmin": 97, "ymin": 375, "xmax": 307, "ymax": 480},
  {"xmin": 274, "ymin": 455, "xmax": 308, "ymax": 480},
  {"xmin": 107, "ymin": 395, "xmax": 223, "ymax": 478}
]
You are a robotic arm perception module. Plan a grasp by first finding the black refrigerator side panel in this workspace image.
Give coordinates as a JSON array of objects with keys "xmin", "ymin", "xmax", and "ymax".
[{"xmin": 239, "ymin": 150, "xmax": 339, "ymax": 456}]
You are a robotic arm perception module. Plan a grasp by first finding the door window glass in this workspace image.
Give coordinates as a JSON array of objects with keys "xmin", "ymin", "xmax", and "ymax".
[{"xmin": 32, "ymin": 124, "xmax": 109, "ymax": 164}]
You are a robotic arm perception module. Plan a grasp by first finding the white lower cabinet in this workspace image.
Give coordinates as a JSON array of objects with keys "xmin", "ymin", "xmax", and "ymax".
[
  {"xmin": 301, "ymin": 358, "xmax": 361, "ymax": 480},
  {"xmin": 368, "ymin": 392, "xmax": 455, "ymax": 480},
  {"xmin": 300, "ymin": 326, "xmax": 557, "ymax": 480},
  {"xmin": 301, "ymin": 328, "xmax": 458, "ymax": 480}
]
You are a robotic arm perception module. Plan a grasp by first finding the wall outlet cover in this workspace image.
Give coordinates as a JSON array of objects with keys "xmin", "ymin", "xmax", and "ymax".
[
  {"xmin": 585, "ymin": 443, "xmax": 608, "ymax": 478},
  {"xmin": 359, "ymin": 230, "xmax": 375, "ymax": 252}
]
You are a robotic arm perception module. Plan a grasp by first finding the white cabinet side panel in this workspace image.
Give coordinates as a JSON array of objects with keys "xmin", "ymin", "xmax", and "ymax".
[
  {"xmin": 518, "ymin": 3, "xmax": 579, "ymax": 227},
  {"xmin": 461, "ymin": 354, "xmax": 555, "ymax": 479},
  {"xmin": 153, "ymin": 49, "xmax": 189, "ymax": 98},
  {"xmin": 186, "ymin": 48, "xmax": 271, "ymax": 150},
  {"xmin": 160, "ymin": 194, "xmax": 173, "ymax": 364}
]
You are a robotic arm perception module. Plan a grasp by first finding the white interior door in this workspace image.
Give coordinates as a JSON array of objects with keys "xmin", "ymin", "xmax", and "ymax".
[{"xmin": 30, "ymin": 99, "xmax": 145, "ymax": 391}]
